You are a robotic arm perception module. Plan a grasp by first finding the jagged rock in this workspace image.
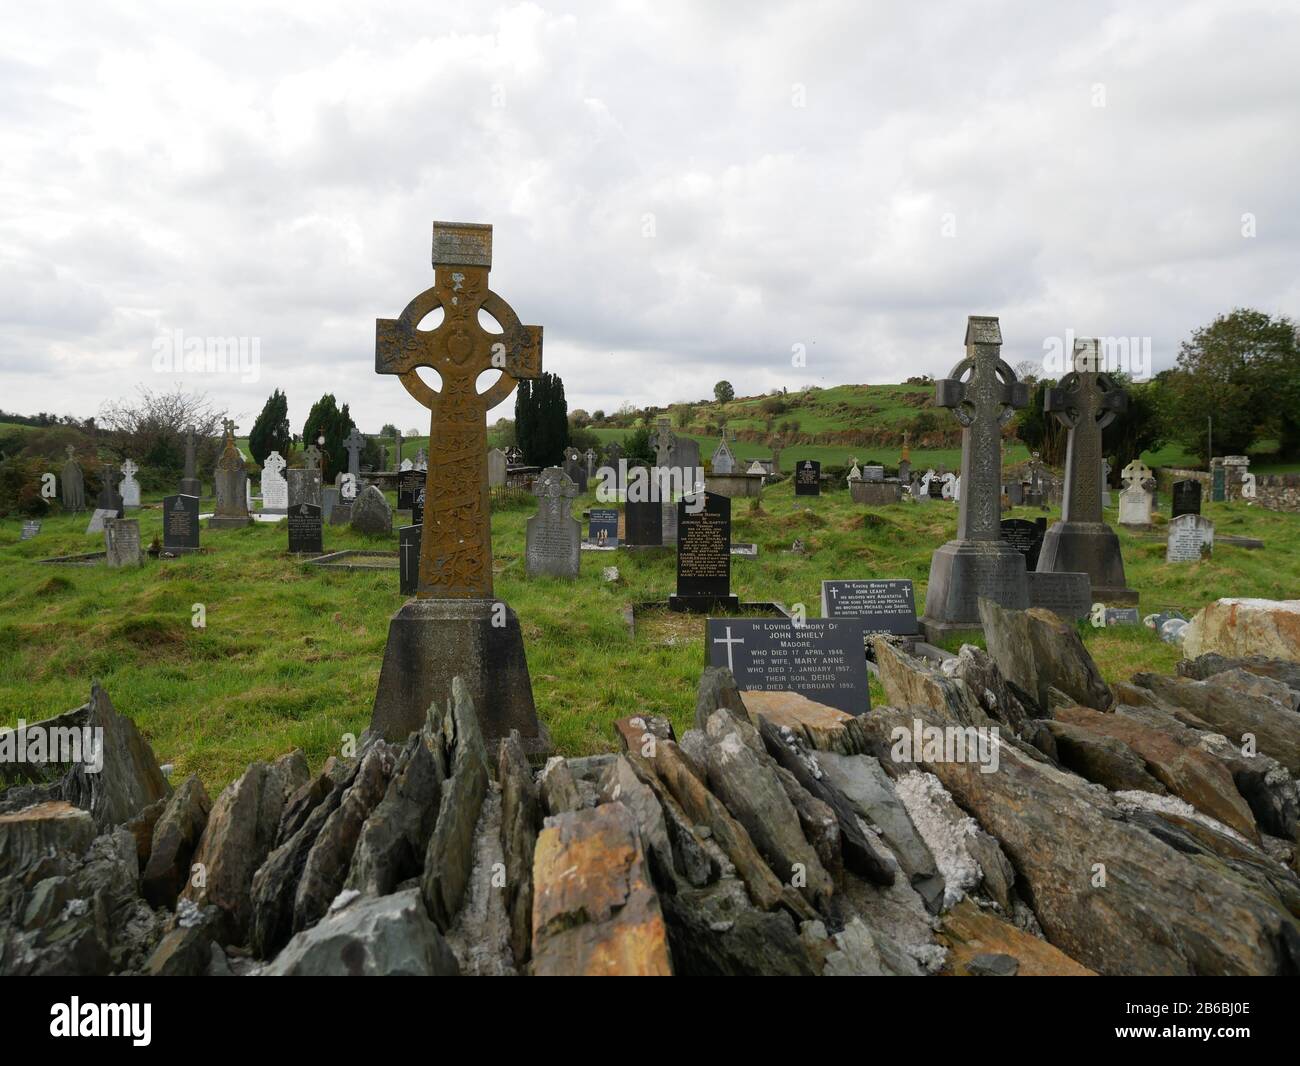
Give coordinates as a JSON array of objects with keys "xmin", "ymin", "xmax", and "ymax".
[
  {"xmin": 498, "ymin": 732, "xmax": 539, "ymax": 968},
  {"xmin": 565, "ymin": 754, "xmax": 614, "ymax": 808},
  {"xmin": 422, "ymin": 678, "xmax": 489, "ymax": 931},
  {"xmin": 123, "ymin": 797, "xmax": 166, "ymax": 870},
  {"xmin": 874, "ymin": 638, "xmax": 987, "ymax": 726},
  {"xmin": 945, "ymin": 644, "xmax": 1031, "ymax": 736},
  {"xmin": 1178, "ymin": 653, "xmax": 1300, "ymax": 694},
  {"xmin": 694, "ymin": 665, "xmax": 750, "ymax": 732},
  {"xmin": 276, "ymin": 772, "xmax": 333, "ymax": 847},
  {"xmin": 600, "ymin": 756, "xmax": 676, "ymax": 885},
  {"xmin": 141, "ymin": 774, "xmax": 211, "ymax": 909},
  {"xmin": 815, "ymin": 751, "xmax": 944, "ymax": 913},
  {"xmin": 892, "ymin": 769, "xmax": 1017, "ymax": 913},
  {"xmin": 1129, "ymin": 671, "xmax": 1300, "ymax": 774},
  {"xmin": 1042, "ymin": 720, "xmax": 1168, "ymax": 795},
  {"xmin": 0, "ymin": 801, "xmax": 94, "ymax": 880},
  {"xmin": 750, "ymin": 714, "xmax": 896, "ymax": 887},
  {"xmin": 773, "ymin": 765, "xmax": 842, "ymax": 883},
  {"xmin": 349, "ymin": 484, "xmax": 393, "ymax": 536},
  {"xmin": 614, "ymin": 716, "xmax": 817, "ymax": 918},
  {"xmin": 538, "ymin": 757, "xmax": 582, "ymax": 816},
  {"xmin": 346, "ymin": 729, "xmax": 444, "ymax": 898},
  {"xmin": 700, "ymin": 710, "xmax": 835, "ymax": 908},
  {"xmin": 940, "ymin": 900, "xmax": 1095, "ymax": 975},
  {"xmin": 1183, "ymin": 598, "xmax": 1300, "ymax": 663},
  {"xmin": 1206, "ymin": 667, "xmax": 1300, "ymax": 713},
  {"xmin": 293, "ymin": 743, "xmax": 396, "ymax": 932},
  {"xmin": 1055, "ymin": 705, "xmax": 1259, "ymax": 841},
  {"xmin": 738, "ymin": 690, "xmax": 870, "ymax": 754},
  {"xmin": 263, "ymin": 888, "xmax": 459, "ymax": 976},
  {"xmin": 898, "ymin": 701, "xmax": 1300, "ymax": 975},
  {"xmin": 978, "ymin": 599, "xmax": 1113, "ymax": 713},
  {"xmin": 181, "ymin": 751, "xmax": 308, "ymax": 943},
  {"xmin": 146, "ymin": 919, "xmax": 215, "ymax": 977},
  {"xmin": 531, "ymin": 803, "xmax": 672, "ymax": 976}
]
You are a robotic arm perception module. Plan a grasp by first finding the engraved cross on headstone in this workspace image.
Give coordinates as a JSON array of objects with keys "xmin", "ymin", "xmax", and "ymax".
[
  {"xmin": 376, "ymin": 221, "xmax": 542, "ymax": 598},
  {"xmin": 534, "ymin": 466, "xmax": 577, "ymax": 522},
  {"xmin": 934, "ymin": 316, "xmax": 1027, "ymax": 540},
  {"xmin": 344, "ymin": 427, "xmax": 365, "ymax": 477},
  {"xmin": 1045, "ymin": 338, "xmax": 1127, "ymax": 524},
  {"xmin": 304, "ymin": 444, "xmax": 321, "ymax": 472}
]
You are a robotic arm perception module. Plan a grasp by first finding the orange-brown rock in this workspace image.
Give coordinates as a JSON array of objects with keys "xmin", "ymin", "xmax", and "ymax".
[
  {"xmin": 939, "ymin": 899, "xmax": 1095, "ymax": 976},
  {"xmin": 738, "ymin": 690, "xmax": 868, "ymax": 754},
  {"xmin": 1056, "ymin": 705, "xmax": 1259, "ymax": 841},
  {"xmin": 531, "ymin": 803, "xmax": 672, "ymax": 976}
]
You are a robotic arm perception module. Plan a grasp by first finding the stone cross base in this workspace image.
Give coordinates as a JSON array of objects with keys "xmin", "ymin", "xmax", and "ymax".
[
  {"xmin": 370, "ymin": 598, "xmax": 552, "ymax": 761},
  {"xmin": 1035, "ymin": 521, "xmax": 1138, "ymax": 605},
  {"xmin": 921, "ymin": 539, "xmax": 1030, "ymax": 638},
  {"xmin": 207, "ymin": 516, "xmax": 253, "ymax": 529},
  {"xmin": 179, "ymin": 478, "xmax": 203, "ymax": 498}
]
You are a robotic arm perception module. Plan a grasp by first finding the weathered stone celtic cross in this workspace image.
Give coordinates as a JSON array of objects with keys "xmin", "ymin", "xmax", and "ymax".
[
  {"xmin": 920, "ymin": 316, "xmax": 1031, "ymax": 638},
  {"xmin": 934, "ymin": 316, "xmax": 1027, "ymax": 541},
  {"xmin": 370, "ymin": 221, "xmax": 550, "ymax": 759},
  {"xmin": 1035, "ymin": 338, "xmax": 1137, "ymax": 603},
  {"xmin": 376, "ymin": 222, "xmax": 541, "ymax": 598}
]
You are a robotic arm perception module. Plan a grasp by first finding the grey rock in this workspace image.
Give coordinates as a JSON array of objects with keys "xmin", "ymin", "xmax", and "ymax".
[
  {"xmin": 538, "ymin": 756, "xmax": 582, "ymax": 816},
  {"xmin": 263, "ymin": 888, "xmax": 459, "ymax": 976},
  {"xmin": 968, "ymin": 952, "xmax": 1019, "ymax": 976},
  {"xmin": 497, "ymin": 731, "xmax": 538, "ymax": 967},
  {"xmin": 979, "ymin": 598, "xmax": 1112, "ymax": 713},
  {"xmin": 140, "ymin": 774, "xmax": 211, "ymax": 910},
  {"xmin": 1042, "ymin": 720, "xmax": 1168, "ymax": 795},
  {"xmin": 349, "ymin": 484, "xmax": 393, "ymax": 536}
]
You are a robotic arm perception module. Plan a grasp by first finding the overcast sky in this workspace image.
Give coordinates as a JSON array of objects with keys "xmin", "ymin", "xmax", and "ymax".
[{"xmin": 3, "ymin": 1, "xmax": 1298, "ymax": 436}]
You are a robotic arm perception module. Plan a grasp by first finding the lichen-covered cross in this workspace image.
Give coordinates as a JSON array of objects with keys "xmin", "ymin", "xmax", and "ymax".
[
  {"xmin": 1045, "ymin": 339, "xmax": 1127, "ymax": 524},
  {"xmin": 376, "ymin": 222, "xmax": 542, "ymax": 598},
  {"xmin": 934, "ymin": 316, "xmax": 1027, "ymax": 540}
]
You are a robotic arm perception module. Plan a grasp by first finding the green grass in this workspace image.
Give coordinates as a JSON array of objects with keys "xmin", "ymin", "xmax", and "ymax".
[{"xmin": 3, "ymin": 485, "xmax": 1296, "ymax": 797}]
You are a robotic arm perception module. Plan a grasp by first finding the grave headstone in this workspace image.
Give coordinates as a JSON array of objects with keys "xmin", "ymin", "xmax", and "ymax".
[
  {"xmin": 1171, "ymin": 480, "xmax": 1202, "ymax": 518},
  {"xmin": 84, "ymin": 509, "xmax": 116, "ymax": 535},
  {"xmin": 399, "ymin": 458, "xmax": 414, "ymax": 472},
  {"xmin": 672, "ymin": 491, "xmax": 736, "ymax": 611},
  {"xmin": 60, "ymin": 446, "xmax": 85, "ymax": 513},
  {"xmin": 624, "ymin": 499, "xmax": 663, "ymax": 546},
  {"xmin": 794, "ymin": 460, "xmax": 821, "ymax": 496},
  {"xmin": 260, "ymin": 451, "xmax": 289, "ymax": 513},
  {"xmin": 711, "ymin": 436, "xmax": 737, "ymax": 475},
  {"xmin": 920, "ymin": 316, "xmax": 1031, "ymax": 637},
  {"xmin": 1103, "ymin": 606, "xmax": 1141, "ymax": 626},
  {"xmin": 605, "ymin": 441, "xmax": 622, "ymax": 467},
  {"xmin": 1035, "ymin": 339, "xmax": 1136, "ymax": 604},
  {"xmin": 287, "ymin": 467, "xmax": 323, "ymax": 511},
  {"xmin": 413, "ymin": 447, "xmax": 427, "ymax": 471},
  {"xmin": 584, "ymin": 448, "xmax": 596, "ymax": 477},
  {"xmin": 344, "ymin": 427, "xmax": 365, "ymax": 479},
  {"xmin": 999, "ymin": 517, "xmax": 1047, "ymax": 571},
  {"xmin": 1118, "ymin": 480, "xmax": 1153, "ymax": 528},
  {"xmin": 368, "ymin": 219, "xmax": 550, "ymax": 758},
  {"xmin": 820, "ymin": 579, "xmax": 918, "ymax": 635},
  {"xmin": 287, "ymin": 502, "xmax": 323, "ymax": 554},
  {"xmin": 210, "ymin": 419, "xmax": 252, "ymax": 529},
  {"xmin": 589, "ymin": 508, "xmax": 619, "ymax": 547},
  {"xmin": 398, "ymin": 469, "xmax": 424, "ymax": 512},
  {"xmin": 399, "ymin": 524, "xmax": 421, "ymax": 595},
  {"xmin": 118, "ymin": 459, "xmax": 141, "ymax": 509},
  {"xmin": 104, "ymin": 518, "xmax": 143, "ymax": 567},
  {"xmin": 525, "ymin": 467, "xmax": 580, "ymax": 579},
  {"xmin": 180, "ymin": 427, "xmax": 202, "ymax": 498},
  {"xmin": 350, "ymin": 484, "xmax": 393, "ymax": 536},
  {"xmin": 412, "ymin": 486, "xmax": 426, "ymax": 526},
  {"xmin": 1007, "ymin": 481, "xmax": 1024, "ymax": 507},
  {"xmin": 487, "ymin": 448, "xmax": 507, "ymax": 489},
  {"xmin": 1211, "ymin": 459, "xmax": 1226, "ymax": 502},
  {"xmin": 322, "ymin": 486, "xmax": 340, "ymax": 525},
  {"xmin": 20, "ymin": 520, "xmax": 41, "ymax": 541},
  {"xmin": 96, "ymin": 463, "xmax": 125, "ymax": 518},
  {"xmin": 851, "ymin": 480, "xmax": 902, "ymax": 505},
  {"xmin": 1026, "ymin": 571, "xmax": 1092, "ymax": 621},
  {"xmin": 706, "ymin": 618, "xmax": 871, "ymax": 716},
  {"xmin": 863, "ymin": 464, "xmax": 885, "ymax": 482},
  {"xmin": 562, "ymin": 452, "xmax": 588, "ymax": 494},
  {"xmin": 1166, "ymin": 513, "xmax": 1214, "ymax": 562},
  {"xmin": 162, "ymin": 494, "xmax": 200, "ymax": 553}
]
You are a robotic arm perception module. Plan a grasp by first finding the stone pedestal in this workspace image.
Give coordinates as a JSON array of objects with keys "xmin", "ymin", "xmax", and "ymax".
[
  {"xmin": 207, "ymin": 515, "xmax": 252, "ymax": 530},
  {"xmin": 921, "ymin": 540, "xmax": 1030, "ymax": 641},
  {"xmin": 370, "ymin": 598, "xmax": 552, "ymax": 760},
  {"xmin": 1036, "ymin": 521, "xmax": 1137, "ymax": 604},
  {"xmin": 179, "ymin": 477, "xmax": 202, "ymax": 498}
]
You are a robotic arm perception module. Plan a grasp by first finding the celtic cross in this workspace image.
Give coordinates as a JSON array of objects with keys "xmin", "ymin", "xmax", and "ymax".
[
  {"xmin": 1045, "ymin": 339, "xmax": 1127, "ymax": 524},
  {"xmin": 376, "ymin": 221, "xmax": 542, "ymax": 598},
  {"xmin": 533, "ymin": 467, "xmax": 577, "ymax": 522},
  {"xmin": 934, "ymin": 316, "xmax": 1027, "ymax": 540},
  {"xmin": 649, "ymin": 418, "xmax": 676, "ymax": 468}
]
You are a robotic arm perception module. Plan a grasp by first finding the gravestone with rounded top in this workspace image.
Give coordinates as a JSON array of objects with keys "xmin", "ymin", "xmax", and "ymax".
[
  {"xmin": 105, "ymin": 518, "xmax": 143, "ymax": 567},
  {"xmin": 260, "ymin": 451, "xmax": 289, "ymax": 513},
  {"xmin": 525, "ymin": 467, "xmax": 580, "ymax": 579},
  {"xmin": 487, "ymin": 447, "xmax": 507, "ymax": 489},
  {"xmin": 350, "ymin": 484, "xmax": 393, "ymax": 536},
  {"xmin": 118, "ymin": 459, "xmax": 141, "ymax": 509},
  {"xmin": 61, "ymin": 446, "xmax": 85, "ymax": 513}
]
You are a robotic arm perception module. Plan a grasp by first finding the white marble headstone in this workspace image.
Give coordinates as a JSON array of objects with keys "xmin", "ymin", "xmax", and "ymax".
[
  {"xmin": 119, "ymin": 459, "xmax": 141, "ymax": 509},
  {"xmin": 260, "ymin": 451, "xmax": 288, "ymax": 513}
]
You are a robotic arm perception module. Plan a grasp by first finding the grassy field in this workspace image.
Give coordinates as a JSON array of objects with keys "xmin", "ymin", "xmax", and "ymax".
[{"xmin": 2, "ymin": 482, "xmax": 1297, "ymax": 797}]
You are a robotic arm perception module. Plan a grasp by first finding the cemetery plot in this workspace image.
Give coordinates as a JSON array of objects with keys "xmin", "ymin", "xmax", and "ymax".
[
  {"xmin": 671, "ymin": 492, "xmax": 736, "ymax": 611},
  {"xmin": 820, "ymin": 579, "xmax": 918, "ymax": 635}
]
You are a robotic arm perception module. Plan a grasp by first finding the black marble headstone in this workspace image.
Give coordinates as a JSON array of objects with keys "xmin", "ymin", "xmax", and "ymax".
[
  {"xmin": 162, "ymin": 494, "xmax": 200, "ymax": 552},
  {"xmin": 398, "ymin": 470, "xmax": 424, "ymax": 512},
  {"xmin": 1000, "ymin": 517, "xmax": 1047, "ymax": 571},
  {"xmin": 412, "ymin": 487, "xmax": 425, "ymax": 526},
  {"xmin": 705, "ymin": 617, "xmax": 871, "ymax": 715},
  {"xmin": 794, "ymin": 460, "xmax": 821, "ymax": 497},
  {"xmin": 624, "ymin": 499, "xmax": 663, "ymax": 546},
  {"xmin": 399, "ymin": 524, "xmax": 421, "ymax": 596},
  {"xmin": 1172, "ymin": 480, "xmax": 1202, "ymax": 518},
  {"xmin": 820, "ymin": 579, "xmax": 918, "ymax": 635},
  {"xmin": 589, "ymin": 508, "xmax": 619, "ymax": 546},
  {"xmin": 287, "ymin": 502, "xmax": 323, "ymax": 554},
  {"xmin": 672, "ymin": 492, "xmax": 736, "ymax": 611},
  {"xmin": 96, "ymin": 469, "xmax": 124, "ymax": 519}
]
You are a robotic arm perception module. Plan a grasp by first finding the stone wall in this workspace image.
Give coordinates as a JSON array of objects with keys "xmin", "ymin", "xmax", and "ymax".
[{"xmin": 1158, "ymin": 466, "xmax": 1300, "ymax": 513}]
